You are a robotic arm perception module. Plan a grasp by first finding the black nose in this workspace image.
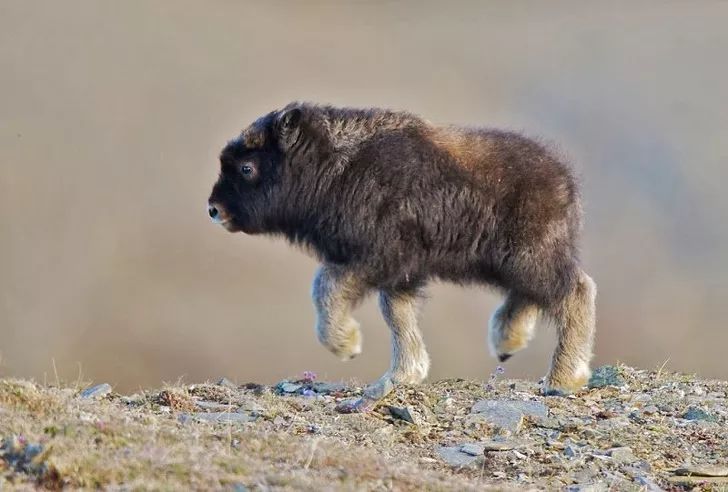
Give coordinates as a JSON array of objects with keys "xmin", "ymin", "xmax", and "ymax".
[{"xmin": 208, "ymin": 204, "xmax": 219, "ymax": 219}]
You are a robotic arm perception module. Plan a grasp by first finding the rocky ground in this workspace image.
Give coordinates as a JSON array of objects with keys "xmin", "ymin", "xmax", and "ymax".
[{"xmin": 0, "ymin": 364, "xmax": 726, "ymax": 490}]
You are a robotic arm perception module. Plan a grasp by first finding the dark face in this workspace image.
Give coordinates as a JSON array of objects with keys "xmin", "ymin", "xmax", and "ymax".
[
  {"xmin": 207, "ymin": 107, "xmax": 303, "ymax": 234},
  {"xmin": 207, "ymin": 135, "xmax": 280, "ymax": 234}
]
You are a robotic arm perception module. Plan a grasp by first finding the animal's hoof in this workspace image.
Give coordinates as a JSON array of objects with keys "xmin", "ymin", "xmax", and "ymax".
[
  {"xmin": 319, "ymin": 321, "xmax": 363, "ymax": 361},
  {"xmin": 541, "ymin": 386, "xmax": 570, "ymax": 397},
  {"xmin": 542, "ymin": 373, "xmax": 589, "ymax": 396},
  {"xmin": 498, "ymin": 353, "xmax": 513, "ymax": 362},
  {"xmin": 335, "ymin": 397, "xmax": 377, "ymax": 413}
]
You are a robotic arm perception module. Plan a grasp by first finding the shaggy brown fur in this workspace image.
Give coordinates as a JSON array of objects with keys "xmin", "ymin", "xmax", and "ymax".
[{"xmin": 208, "ymin": 102, "xmax": 597, "ymax": 411}]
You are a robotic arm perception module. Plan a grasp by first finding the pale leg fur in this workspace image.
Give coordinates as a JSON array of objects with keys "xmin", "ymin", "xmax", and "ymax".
[
  {"xmin": 543, "ymin": 269, "xmax": 597, "ymax": 395},
  {"xmin": 488, "ymin": 293, "xmax": 540, "ymax": 362},
  {"xmin": 312, "ymin": 265, "xmax": 367, "ymax": 361},
  {"xmin": 337, "ymin": 290, "xmax": 430, "ymax": 413},
  {"xmin": 378, "ymin": 290, "xmax": 430, "ymax": 385}
]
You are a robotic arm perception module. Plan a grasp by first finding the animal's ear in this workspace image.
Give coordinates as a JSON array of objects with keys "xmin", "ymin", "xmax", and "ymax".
[
  {"xmin": 277, "ymin": 107, "xmax": 302, "ymax": 131},
  {"xmin": 241, "ymin": 126, "xmax": 266, "ymax": 149}
]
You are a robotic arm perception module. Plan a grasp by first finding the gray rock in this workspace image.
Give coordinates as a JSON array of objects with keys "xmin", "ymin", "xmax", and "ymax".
[
  {"xmin": 459, "ymin": 443, "xmax": 485, "ymax": 456},
  {"xmin": 667, "ymin": 476, "xmax": 728, "ymax": 487},
  {"xmin": 238, "ymin": 399, "xmax": 265, "ymax": 415},
  {"xmin": 530, "ymin": 415, "xmax": 561, "ymax": 429},
  {"xmin": 278, "ymin": 382, "xmax": 302, "ymax": 394},
  {"xmin": 588, "ymin": 365, "xmax": 625, "ymax": 389},
  {"xmin": 565, "ymin": 483, "xmax": 608, "ymax": 492},
  {"xmin": 633, "ymin": 475, "xmax": 664, "ymax": 491},
  {"xmin": 80, "ymin": 383, "xmax": 112, "ymax": 399},
  {"xmin": 624, "ymin": 461, "xmax": 652, "ymax": 474},
  {"xmin": 470, "ymin": 399, "xmax": 548, "ymax": 433},
  {"xmin": 195, "ymin": 400, "xmax": 236, "ymax": 412},
  {"xmin": 643, "ymin": 405, "xmax": 659, "ymax": 415},
  {"xmin": 481, "ymin": 438, "xmax": 527, "ymax": 451},
  {"xmin": 572, "ymin": 466, "xmax": 600, "ymax": 484},
  {"xmin": 607, "ymin": 446, "xmax": 636, "ymax": 464},
  {"xmin": 673, "ymin": 465, "xmax": 728, "ymax": 477},
  {"xmin": 311, "ymin": 381, "xmax": 347, "ymax": 394},
  {"xmin": 596, "ymin": 416, "xmax": 630, "ymax": 430},
  {"xmin": 388, "ymin": 405, "xmax": 418, "ymax": 425},
  {"xmin": 182, "ymin": 412, "xmax": 255, "ymax": 423},
  {"xmin": 681, "ymin": 407, "xmax": 716, "ymax": 422},
  {"xmin": 216, "ymin": 377, "xmax": 237, "ymax": 389},
  {"xmin": 436, "ymin": 446, "xmax": 482, "ymax": 468},
  {"xmin": 564, "ymin": 444, "xmax": 579, "ymax": 458},
  {"xmin": 121, "ymin": 393, "xmax": 145, "ymax": 406}
]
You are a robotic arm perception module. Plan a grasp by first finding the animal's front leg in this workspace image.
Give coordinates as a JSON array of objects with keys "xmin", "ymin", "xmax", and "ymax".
[
  {"xmin": 312, "ymin": 265, "xmax": 368, "ymax": 360},
  {"xmin": 337, "ymin": 290, "xmax": 430, "ymax": 413}
]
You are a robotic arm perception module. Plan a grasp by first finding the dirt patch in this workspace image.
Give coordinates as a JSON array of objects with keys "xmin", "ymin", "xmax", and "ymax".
[{"xmin": 1, "ymin": 365, "xmax": 726, "ymax": 490}]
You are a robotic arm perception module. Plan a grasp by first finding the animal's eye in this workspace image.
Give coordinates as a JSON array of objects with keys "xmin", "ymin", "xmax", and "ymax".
[{"xmin": 241, "ymin": 164, "xmax": 253, "ymax": 176}]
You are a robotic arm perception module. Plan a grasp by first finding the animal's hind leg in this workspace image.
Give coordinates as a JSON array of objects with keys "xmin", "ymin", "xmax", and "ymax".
[
  {"xmin": 312, "ymin": 265, "xmax": 368, "ymax": 360},
  {"xmin": 337, "ymin": 289, "xmax": 430, "ymax": 413},
  {"xmin": 488, "ymin": 292, "xmax": 540, "ymax": 362},
  {"xmin": 543, "ymin": 269, "xmax": 597, "ymax": 395}
]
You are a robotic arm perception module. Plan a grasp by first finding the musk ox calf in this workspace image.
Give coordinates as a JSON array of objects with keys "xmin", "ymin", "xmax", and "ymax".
[{"xmin": 208, "ymin": 102, "xmax": 596, "ymax": 412}]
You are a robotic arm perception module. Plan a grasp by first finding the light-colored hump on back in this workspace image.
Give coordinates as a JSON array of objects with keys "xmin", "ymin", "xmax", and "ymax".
[{"xmin": 428, "ymin": 126, "xmax": 492, "ymax": 172}]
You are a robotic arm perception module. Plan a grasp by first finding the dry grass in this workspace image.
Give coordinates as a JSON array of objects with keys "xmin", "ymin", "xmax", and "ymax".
[{"xmin": 0, "ymin": 365, "xmax": 726, "ymax": 490}]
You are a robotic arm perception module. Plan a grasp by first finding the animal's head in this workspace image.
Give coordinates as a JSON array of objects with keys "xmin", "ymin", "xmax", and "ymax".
[{"xmin": 207, "ymin": 103, "xmax": 317, "ymax": 234}]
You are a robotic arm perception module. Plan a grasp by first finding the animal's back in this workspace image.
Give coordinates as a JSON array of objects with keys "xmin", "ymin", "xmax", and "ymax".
[{"xmin": 342, "ymin": 118, "xmax": 582, "ymax": 302}]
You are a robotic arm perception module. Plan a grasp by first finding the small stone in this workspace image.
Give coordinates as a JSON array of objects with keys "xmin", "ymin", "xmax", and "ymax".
[
  {"xmin": 673, "ymin": 465, "xmax": 728, "ymax": 477},
  {"xmin": 564, "ymin": 444, "xmax": 579, "ymax": 458},
  {"xmin": 565, "ymin": 483, "xmax": 608, "ymax": 492},
  {"xmin": 184, "ymin": 412, "xmax": 254, "ymax": 423},
  {"xmin": 459, "ymin": 443, "xmax": 485, "ymax": 456},
  {"xmin": 23, "ymin": 443, "xmax": 43, "ymax": 461},
  {"xmin": 387, "ymin": 405, "xmax": 418, "ymax": 425},
  {"xmin": 596, "ymin": 416, "xmax": 630, "ymax": 430},
  {"xmin": 588, "ymin": 366, "xmax": 626, "ymax": 389},
  {"xmin": 530, "ymin": 415, "xmax": 561, "ymax": 429},
  {"xmin": 216, "ymin": 377, "xmax": 237, "ymax": 389},
  {"xmin": 624, "ymin": 461, "xmax": 652, "ymax": 474},
  {"xmin": 667, "ymin": 476, "xmax": 728, "ymax": 487},
  {"xmin": 121, "ymin": 394, "xmax": 145, "ymax": 406},
  {"xmin": 238, "ymin": 399, "xmax": 265, "ymax": 415},
  {"xmin": 277, "ymin": 382, "xmax": 302, "ymax": 394},
  {"xmin": 681, "ymin": 407, "xmax": 716, "ymax": 422},
  {"xmin": 470, "ymin": 399, "xmax": 548, "ymax": 434},
  {"xmin": 632, "ymin": 475, "xmax": 663, "ymax": 492},
  {"xmin": 241, "ymin": 382, "xmax": 266, "ymax": 395},
  {"xmin": 436, "ymin": 446, "xmax": 482, "ymax": 468},
  {"xmin": 195, "ymin": 400, "xmax": 236, "ymax": 412},
  {"xmin": 512, "ymin": 450, "xmax": 528, "ymax": 459},
  {"xmin": 607, "ymin": 446, "xmax": 636, "ymax": 464},
  {"xmin": 311, "ymin": 381, "xmax": 347, "ymax": 394},
  {"xmin": 481, "ymin": 439, "xmax": 522, "ymax": 451},
  {"xmin": 643, "ymin": 405, "xmax": 659, "ymax": 415},
  {"xmin": 80, "ymin": 383, "xmax": 112, "ymax": 399}
]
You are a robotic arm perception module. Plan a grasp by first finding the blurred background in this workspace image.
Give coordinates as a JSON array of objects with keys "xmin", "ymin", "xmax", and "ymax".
[{"xmin": 1, "ymin": 1, "xmax": 727, "ymax": 392}]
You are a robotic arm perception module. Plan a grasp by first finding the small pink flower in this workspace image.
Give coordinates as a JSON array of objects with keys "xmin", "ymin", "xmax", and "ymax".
[{"xmin": 302, "ymin": 371, "xmax": 317, "ymax": 382}]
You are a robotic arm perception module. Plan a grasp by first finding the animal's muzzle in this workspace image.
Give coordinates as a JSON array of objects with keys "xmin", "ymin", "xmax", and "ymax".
[{"xmin": 207, "ymin": 202, "xmax": 229, "ymax": 225}]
